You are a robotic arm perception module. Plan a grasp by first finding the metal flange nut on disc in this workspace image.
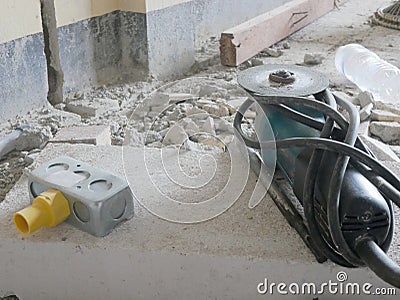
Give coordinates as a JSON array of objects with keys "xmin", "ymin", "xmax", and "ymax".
[{"xmin": 238, "ymin": 64, "xmax": 329, "ymax": 97}]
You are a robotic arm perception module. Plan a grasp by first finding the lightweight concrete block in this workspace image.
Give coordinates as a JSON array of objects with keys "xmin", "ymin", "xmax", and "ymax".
[
  {"xmin": 65, "ymin": 98, "xmax": 119, "ymax": 118},
  {"xmin": 370, "ymin": 121, "xmax": 400, "ymax": 144},
  {"xmin": 360, "ymin": 135, "xmax": 400, "ymax": 162},
  {"xmin": 50, "ymin": 125, "xmax": 111, "ymax": 145},
  {"xmin": 371, "ymin": 110, "xmax": 400, "ymax": 122}
]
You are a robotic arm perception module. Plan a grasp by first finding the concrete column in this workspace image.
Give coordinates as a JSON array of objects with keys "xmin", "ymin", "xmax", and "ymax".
[{"xmin": 40, "ymin": 0, "xmax": 64, "ymax": 105}]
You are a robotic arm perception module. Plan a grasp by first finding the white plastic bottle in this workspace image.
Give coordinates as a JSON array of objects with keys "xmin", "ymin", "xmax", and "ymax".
[{"xmin": 335, "ymin": 44, "xmax": 400, "ymax": 103}]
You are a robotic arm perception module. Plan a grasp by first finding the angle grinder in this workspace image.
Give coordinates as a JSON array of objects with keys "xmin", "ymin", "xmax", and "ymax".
[{"xmin": 234, "ymin": 64, "xmax": 400, "ymax": 288}]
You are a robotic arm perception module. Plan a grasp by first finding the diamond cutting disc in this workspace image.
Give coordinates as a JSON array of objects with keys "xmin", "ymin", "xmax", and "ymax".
[{"xmin": 237, "ymin": 64, "xmax": 329, "ymax": 97}]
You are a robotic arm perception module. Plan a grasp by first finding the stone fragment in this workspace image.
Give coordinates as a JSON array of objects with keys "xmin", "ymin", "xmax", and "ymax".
[
  {"xmin": 333, "ymin": 91, "xmax": 359, "ymax": 106},
  {"xmin": 375, "ymin": 101, "xmax": 400, "ymax": 115},
  {"xmin": 304, "ymin": 53, "xmax": 324, "ymax": 65},
  {"xmin": 358, "ymin": 120, "xmax": 370, "ymax": 136},
  {"xmin": 198, "ymin": 85, "xmax": 220, "ymax": 97},
  {"xmin": 196, "ymin": 99, "xmax": 215, "ymax": 108},
  {"xmin": 201, "ymin": 117, "xmax": 216, "ymax": 135},
  {"xmin": 65, "ymin": 98, "xmax": 119, "ymax": 117},
  {"xmin": 182, "ymin": 119, "xmax": 199, "ymax": 137},
  {"xmin": 390, "ymin": 145, "xmax": 400, "ymax": 159},
  {"xmin": 163, "ymin": 125, "xmax": 188, "ymax": 145},
  {"xmin": 219, "ymin": 134, "xmax": 234, "ymax": 145},
  {"xmin": 244, "ymin": 111, "xmax": 257, "ymax": 119},
  {"xmin": 124, "ymin": 128, "xmax": 144, "ymax": 145},
  {"xmin": 357, "ymin": 91, "xmax": 375, "ymax": 108},
  {"xmin": 282, "ymin": 42, "xmax": 291, "ymax": 49},
  {"xmin": 50, "ymin": 125, "xmax": 111, "ymax": 145},
  {"xmin": 250, "ymin": 58, "xmax": 264, "ymax": 66},
  {"xmin": 359, "ymin": 103, "xmax": 373, "ymax": 121},
  {"xmin": 369, "ymin": 121, "xmax": 400, "ymax": 144},
  {"xmin": 148, "ymin": 93, "xmax": 170, "ymax": 108},
  {"xmin": 227, "ymin": 97, "xmax": 249, "ymax": 109},
  {"xmin": 14, "ymin": 127, "xmax": 52, "ymax": 151},
  {"xmin": 186, "ymin": 107, "xmax": 209, "ymax": 118},
  {"xmin": 203, "ymin": 104, "xmax": 229, "ymax": 117},
  {"xmin": 167, "ymin": 93, "xmax": 197, "ymax": 104},
  {"xmin": 199, "ymin": 137, "xmax": 226, "ymax": 151},
  {"xmin": 359, "ymin": 135, "xmax": 400, "ymax": 162},
  {"xmin": 371, "ymin": 110, "xmax": 400, "ymax": 122},
  {"xmin": 144, "ymin": 131, "xmax": 163, "ymax": 145},
  {"xmin": 214, "ymin": 119, "xmax": 234, "ymax": 134},
  {"xmin": 262, "ymin": 48, "xmax": 283, "ymax": 57}
]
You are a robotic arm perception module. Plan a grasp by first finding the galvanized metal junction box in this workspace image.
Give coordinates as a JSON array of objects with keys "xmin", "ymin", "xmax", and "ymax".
[{"xmin": 27, "ymin": 156, "xmax": 134, "ymax": 237}]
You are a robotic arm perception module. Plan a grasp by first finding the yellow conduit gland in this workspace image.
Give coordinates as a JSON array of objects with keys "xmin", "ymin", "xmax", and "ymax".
[{"xmin": 14, "ymin": 189, "xmax": 71, "ymax": 236}]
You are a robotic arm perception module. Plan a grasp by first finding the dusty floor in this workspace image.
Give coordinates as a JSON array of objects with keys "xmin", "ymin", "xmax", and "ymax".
[{"xmin": 1, "ymin": 0, "xmax": 400, "ymax": 298}]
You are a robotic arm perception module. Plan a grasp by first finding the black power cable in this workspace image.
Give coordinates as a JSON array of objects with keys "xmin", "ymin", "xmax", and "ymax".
[{"xmin": 233, "ymin": 92, "xmax": 400, "ymax": 288}]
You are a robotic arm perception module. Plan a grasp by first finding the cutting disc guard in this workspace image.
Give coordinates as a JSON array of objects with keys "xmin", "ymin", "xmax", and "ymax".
[{"xmin": 238, "ymin": 64, "xmax": 329, "ymax": 97}]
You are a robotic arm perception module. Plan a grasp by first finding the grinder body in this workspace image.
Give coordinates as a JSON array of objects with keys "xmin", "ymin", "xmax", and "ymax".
[{"xmin": 256, "ymin": 101, "xmax": 392, "ymax": 265}]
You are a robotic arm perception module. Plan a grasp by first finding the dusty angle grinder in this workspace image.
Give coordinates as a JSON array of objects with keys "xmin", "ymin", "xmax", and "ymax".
[{"xmin": 233, "ymin": 64, "xmax": 400, "ymax": 288}]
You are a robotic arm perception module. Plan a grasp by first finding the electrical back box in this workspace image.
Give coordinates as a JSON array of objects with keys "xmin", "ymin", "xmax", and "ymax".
[{"xmin": 28, "ymin": 156, "xmax": 134, "ymax": 237}]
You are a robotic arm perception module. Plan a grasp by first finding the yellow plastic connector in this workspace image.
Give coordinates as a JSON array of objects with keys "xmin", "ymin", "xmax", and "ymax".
[{"xmin": 14, "ymin": 189, "xmax": 71, "ymax": 236}]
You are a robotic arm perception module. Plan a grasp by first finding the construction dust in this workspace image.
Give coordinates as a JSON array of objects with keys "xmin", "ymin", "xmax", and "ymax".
[{"xmin": 2, "ymin": 0, "xmax": 400, "ymax": 205}]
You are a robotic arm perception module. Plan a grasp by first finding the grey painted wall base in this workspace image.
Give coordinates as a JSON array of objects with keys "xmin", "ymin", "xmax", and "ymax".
[
  {"xmin": 0, "ymin": 35, "xmax": 47, "ymax": 121},
  {"xmin": 0, "ymin": 0, "xmax": 292, "ymax": 122}
]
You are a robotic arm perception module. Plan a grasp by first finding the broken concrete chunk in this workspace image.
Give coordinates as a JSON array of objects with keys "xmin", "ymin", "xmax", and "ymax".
[
  {"xmin": 203, "ymin": 104, "xmax": 230, "ymax": 117},
  {"xmin": 358, "ymin": 120, "xmax": 370, "ymax": 136},
  {"xmin": 369, "ymin": 121, "xmax": 400, "ymax": 144},
  {"xmin": 163, "ymin": 125, "xmax": 188, "ymax": 145},
  {"xmin": 144, "ymin": 131, "xmax": 163, "ymax": 145},
  {"xmin": 198, "ymin": 137, "xmax": 226, "ymax": 152},
  {"xmin": 333, "ymin": 91, "xmax": 360, "ymax": 106},
  {"xmin": 227, "ymin": 97, "xmax": 249, "ymax": 109},
  {"xmin": 196, "ymin": 99, "xmax": 215, "ymax": 108},
  {"xmin": 182, "ymin": 119, "xmax": 199, "ymax": 137},
  {"xmin": 375, "ymin": 101, "xmax": 400, "ymax": 115},
  {"xmin": 357, "ymin": 91, "xmax": 375, "ymax": 108},
  {"xmin": 250, "ymin": 58, "xmax": 264, "ymax": 66},
  {"xmin": 360, "ymin": 103, "xmax": 373, "ymax": 121},
  {"xmin": 371, "ymin": 110, "xmax": 400, "ymax": 122},
  {"xmin": 167, "ymin": 93, "xmax": 198, "ymax": 104},
  {"xmin": 50, "ymin": 125, "xmax": 111, "ymax": 145},
  {"xmin": 177, "ymin": 103, "xmax": 193, "ymax": 114},
  {"xmin": 65, "ymin": 98, "xmax": 119, "ymax": 118},
  {"xmin": 390, "ymin": 145, "xmax": 400, "ymax": 159},
  {"xmin": 214, "ymin": 119, "xmax": 234, "ymax": 134},
  {"xmin": 282, "ymin": 42, "xmax": 291, "ymax": 49},
  {"xmin": 359, "ymin": 135, "xmax": 400, "ymax": 162},
  {"xmin": 201, "ymin": 117, "xmax": 216, "ymax": 135},
  {"xmin": 262, "ymin": 48, "xmax": 283, "ymax": 57},
  {"xmin": 15, "ymin": 127, "xmax": 52, "ymax": 151},
  {"xmin": 186, "ymin": 107, "xmax": 209, "ymax": 118},
  {"xmin": 198, "ymin": 85, "xmax": 220, "ymax": 97},
  {"xmin": 123, "ymin": 128, "xmax": 144, "ymax": 145},
  {"xmin": 244, "ymin": 111, "xmax": 257, "ymax": 119},
  {"xmin": 304, "ymin": 53, "xmax": 324, "ymax": 65},
  {"xmin": 148, "ymin": 93, "xmax": 170, "ymax": 108}
]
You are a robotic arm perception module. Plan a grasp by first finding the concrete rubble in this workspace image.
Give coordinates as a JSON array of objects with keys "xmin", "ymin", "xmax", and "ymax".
[
  {"xmin": 357, "ymin": 91, "xmax": 375, "ymax": 108},
  {"xmin": 303, "ymin": 53, "xmax": 324, "ymax": 65},
  {"xmin": 1, "ymin": 0, "xmax": 400, "ymax": 298},
  {"xmin": 369, "ymin": 121, "xmax": 400, "ymax": 144},
  {"xmin": 50, "ymin": 125, "xmax": 111, "ymax": 145},
  {"xmin": 260, "ymin": 47, "xmax": 283, "ymax": 58}
]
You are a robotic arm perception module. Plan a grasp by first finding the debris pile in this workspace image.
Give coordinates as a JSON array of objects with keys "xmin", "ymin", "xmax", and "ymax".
[
  {"xmin": 334, "ymin": 89, "xmax": 400, "ymax": 161},
  {"xmin": 125, "ymin": 78, "xmax": 255, "ymax": 153}
]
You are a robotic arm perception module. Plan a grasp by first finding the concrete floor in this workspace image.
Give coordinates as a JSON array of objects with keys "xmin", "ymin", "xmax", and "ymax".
[{"xmin": 1, "ymin": 0, "xmax": 400, "ymax": 299}]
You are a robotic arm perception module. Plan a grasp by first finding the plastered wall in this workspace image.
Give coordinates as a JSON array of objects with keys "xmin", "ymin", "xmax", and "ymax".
[{"xmin": 0, "ymin": 0, "xmax": 192, "ymax": 44}]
